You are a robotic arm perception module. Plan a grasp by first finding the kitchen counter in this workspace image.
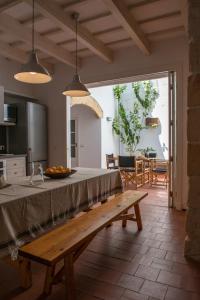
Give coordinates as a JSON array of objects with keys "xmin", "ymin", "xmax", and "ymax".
[{"xmin": 0, "ymin": 154, "xmax": 27, "ymax": 159}]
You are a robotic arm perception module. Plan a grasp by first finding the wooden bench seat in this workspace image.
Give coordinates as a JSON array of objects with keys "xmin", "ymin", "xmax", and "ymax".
[{"xmin": 19, "ymin": 190, "xmax": 147, "ymax": 299}]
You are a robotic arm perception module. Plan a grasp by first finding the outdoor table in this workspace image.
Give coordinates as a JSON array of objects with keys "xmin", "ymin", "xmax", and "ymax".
[{"xmin": 0, "ymin": 168, "xmax": 122, "ymax": 259}]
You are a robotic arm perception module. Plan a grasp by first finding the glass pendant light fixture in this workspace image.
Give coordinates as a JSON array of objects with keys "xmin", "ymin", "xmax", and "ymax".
[
  {"xmin": 14, "ymin": 0, "xmax": 52, "ymax": 84},
  {"xmin": 62, "ymin": 13, "xmax": 90, "ymax": 97}
]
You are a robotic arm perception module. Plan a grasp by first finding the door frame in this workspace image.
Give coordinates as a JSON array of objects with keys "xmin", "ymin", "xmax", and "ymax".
[
  {"xmin": 87, "ymin": 64, "xmax": 186, "ymax": 210},
  {"xmin": 168, "ymin": 71, "xmax": 177, "ymax": 208},
  {"xmin": 70, "ymin": 118, "xmax": 79, "ymax": 168}
]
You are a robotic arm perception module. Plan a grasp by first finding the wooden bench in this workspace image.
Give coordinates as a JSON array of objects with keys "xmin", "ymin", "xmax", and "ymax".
[{"xmin": 19, "ymin": 190, "xmax": 147, "ymax": 299}]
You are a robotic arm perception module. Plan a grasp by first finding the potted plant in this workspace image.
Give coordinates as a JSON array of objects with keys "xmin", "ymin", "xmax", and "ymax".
[{"xmin": 137, "ymin": 147, "xmax": 157, "ymax": 158}]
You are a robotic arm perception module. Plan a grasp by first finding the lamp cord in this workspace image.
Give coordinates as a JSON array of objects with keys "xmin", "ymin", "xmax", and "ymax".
[
  {"xmin": 75, "ymin": 15, "xmax": 78, "ymax": 75},
  {"xmin": 32, "ymin": 0, "xmax": 35, "ymax": 53}
]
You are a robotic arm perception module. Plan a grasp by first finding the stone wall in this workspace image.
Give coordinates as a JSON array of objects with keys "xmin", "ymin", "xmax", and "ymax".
[{"xmin": 185, "ymin": 0, "xmax": 200, "ymax": 261}]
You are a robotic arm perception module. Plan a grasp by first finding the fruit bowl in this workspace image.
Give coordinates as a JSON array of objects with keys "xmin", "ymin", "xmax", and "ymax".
[{"xmin": 44, "ymin": 169, "xmax": 77, "ymax": 179}]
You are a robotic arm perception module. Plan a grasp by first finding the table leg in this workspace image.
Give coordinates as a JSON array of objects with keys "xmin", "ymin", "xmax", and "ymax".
[
  {"xmin": 19, "ymin": 258, "xmax": 32, "ymax": 289},
  {"xmin": 134, "ymin": 203, "xmax": 143, "ymax": 231}
]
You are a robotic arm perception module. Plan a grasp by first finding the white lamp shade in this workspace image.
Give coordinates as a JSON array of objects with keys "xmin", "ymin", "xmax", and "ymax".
[
  {"xmin": 62, "ymin": 74, "xmax": 90, "ymax": 97},
  {"xmin": 14, "ymin": 52, "xmax": 52, "ymax": 84}
]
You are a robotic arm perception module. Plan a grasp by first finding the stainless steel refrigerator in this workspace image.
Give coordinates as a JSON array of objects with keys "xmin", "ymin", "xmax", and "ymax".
[
  {"xmin": 26, "ymin": 102, "xmax": 48, "ymax": 175},
  {"xmin": 8, "ymin": 101, "xmax": 48, "ymax": 175}
]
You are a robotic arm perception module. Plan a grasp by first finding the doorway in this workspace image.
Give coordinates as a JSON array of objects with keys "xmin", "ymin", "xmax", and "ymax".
[
  {"xmin": 70, "ymin": 119, "xmax": 78, "ymax": 168},
  {"xmin": 70, "ymin": 104, "xmax": 101, "ymax": 168},
  {"xmin": 88, "ymin": 71, "xmax": 177, "ymax": 208}
]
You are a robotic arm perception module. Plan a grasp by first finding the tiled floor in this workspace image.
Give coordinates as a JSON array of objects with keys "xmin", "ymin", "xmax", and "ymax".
[{"xmin": 1, "ymin": 186, "xmax": 200, "ymax": 300}]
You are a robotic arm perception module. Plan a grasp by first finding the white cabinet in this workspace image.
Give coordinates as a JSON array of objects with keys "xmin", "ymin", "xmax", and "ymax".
[
  {"xmin": 0, "ymin": 86, "xmax": 4, "ymax": 123},
  {"xmin": 6, "ymin": 157, "xmax": 26, "ymax": 180}
]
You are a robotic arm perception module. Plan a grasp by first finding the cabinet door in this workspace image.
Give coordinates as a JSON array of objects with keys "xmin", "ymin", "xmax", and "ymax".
[{"xmin": 0, "ymin": 86, "xmax": 4, "ymax": 123}]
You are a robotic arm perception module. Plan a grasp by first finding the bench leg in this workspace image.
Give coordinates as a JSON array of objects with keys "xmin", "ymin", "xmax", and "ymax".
[
  {"xmin": 101, "ymin": 199, "xmax": 112, "ymax": 227},
  {"xmin": 64, "ymin": 254, "xmax": 75, "ymax": 300},
  {"xmin": 43, "ymin": 265, "xmax": 55, "ymax": 296},
  {"xmin": 122, "ymin": 209, "xmax": 128, "ymax": 227},
  {"xmin": 19, "ymin": 258, "xmax": 32, "ymax": 289},
  {"xmin": 134, "ymin": 203, "xmax": 143, "ymax": 231}
]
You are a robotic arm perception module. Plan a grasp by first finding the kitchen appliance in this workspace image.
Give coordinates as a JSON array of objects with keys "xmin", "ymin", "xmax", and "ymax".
[
  {"xmin": 4, "ymin": 104, "xmax": 17, "ymax": 123},
  {"xmin": 0, "ymin": 159, "xmax": 6, "ymax": 179},
  {"xmin": 8, "ymin": 102, "xmax": 48, "ymax": 175}
]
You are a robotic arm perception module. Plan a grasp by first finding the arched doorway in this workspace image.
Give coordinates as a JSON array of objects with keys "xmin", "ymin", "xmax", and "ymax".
[{"xmin": 70, "ymin": 97, "xmax": 103, "ymax": 168}]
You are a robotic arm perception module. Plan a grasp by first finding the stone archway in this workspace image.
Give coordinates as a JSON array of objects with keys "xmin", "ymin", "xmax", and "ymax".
[{"xmin": 71, "ymin": 95, "xmax": 103, "ymax": 118}]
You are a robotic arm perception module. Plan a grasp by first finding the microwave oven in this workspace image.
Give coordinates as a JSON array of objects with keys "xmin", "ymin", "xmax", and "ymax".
[{"xmin": 4, "ymin": 104, "xmax": 17, "ymax": 123}]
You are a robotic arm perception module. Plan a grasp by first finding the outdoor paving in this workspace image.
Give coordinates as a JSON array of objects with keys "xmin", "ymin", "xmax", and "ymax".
[{"xmin": 1, "ymin": 186, "xmax": 200, "ymax": 300}]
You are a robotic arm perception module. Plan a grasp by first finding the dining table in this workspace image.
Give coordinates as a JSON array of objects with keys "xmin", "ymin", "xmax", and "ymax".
[{"xmin": 0, "ymin": 167, "xmax": 123, "ymax": 259}]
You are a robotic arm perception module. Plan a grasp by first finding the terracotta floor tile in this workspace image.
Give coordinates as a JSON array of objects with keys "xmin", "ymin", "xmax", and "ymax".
[
  {"xmin": 142, "ymin": 238, "xmax": 162, "ymax": 249},
  {"xmin": 118, "ymin": 274, "xmax": 144, "ymax": 292},
  {"xmin": 132, "ymin": 254, "xmax": 153, "ymax": 267},
  {"xmin": 151, "ymin": 258, "xmax": 173, "ymax": 272},
  {"xmin": 171, "ymin": 262, "xmax": 199, "ymax": 276},
  {"xmin": 80, "ymin": 250, "xmax": 140, "ymax": 275},
  {"xmin": 157, "ymin": 270, "xmax": 182, "ymax": 288},
  {"xmin": 165, "ymin": 286, "xmax": 200, "ymax": 300},
  {"xmin": 77, "ymin": 275, "xmax": 125, "ymax": 300},
  {"xmin": 165, "ymin": 251, "xmax": 187, "ymax": 264},
  {"xmin": 146, "ymin": 247, "xmax": 167, "ymax": 259},
  {"xmin": 121, "ymin": 289, "xmax": 148, "ymax": 300},
  {"xmin": 140, "ymin": 280, "xmax": 168, "ymax": 300},
  {"xmin": 159, "ymin": 241, "xmax": 183, "ymax": 253},
  {"xmin": 75, "ymin": 260, "xmax": 122, "ymax": 284},
  {"xmin": 135, "ymin": 264, "xmax": 160, "ymax": 281}
]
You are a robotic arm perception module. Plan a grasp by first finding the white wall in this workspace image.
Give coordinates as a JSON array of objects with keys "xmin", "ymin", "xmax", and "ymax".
[
  {"xmin": 0, "ymin": 56, "xmax": 35, "ymax": 98},
  {"xmin": 89, "ymin": 85, "xmax": 118, "ymax": 168},
  {"xmin": 71, "ymin": 104, "xmax": 101, "ymax": 168}
]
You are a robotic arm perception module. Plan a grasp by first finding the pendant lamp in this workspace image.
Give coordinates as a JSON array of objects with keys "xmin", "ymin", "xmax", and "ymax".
[
  {"xmin": 62, "ymin": 13, "xmax": 90, "ymax": 97},
  {"xmin": 14, "ymin": 0, "xmax": 51, "ymax": 84}
]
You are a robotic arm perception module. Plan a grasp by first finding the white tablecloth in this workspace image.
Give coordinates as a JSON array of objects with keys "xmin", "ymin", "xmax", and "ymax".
[{"xmin": 0, "ymin": 168, "xmax": 122, "ymax": 258}]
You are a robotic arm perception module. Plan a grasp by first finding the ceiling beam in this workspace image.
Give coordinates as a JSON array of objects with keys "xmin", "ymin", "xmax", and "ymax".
[
  {"xmin": 103, "ymin": 0, "xmax": 151, "ymax": 55},
  {"xmin": 180, "ymin": 0, "xmax": 188, "ymax": 32},
  {"xmin": 0, "ymin": 40, "xmax": 54, "ymax": 73},
  {"xmin": 0, "ymin": 0, "xmax": 22, "ymax": 13},
  {"xmin": 0, "ymin": 13, "xmax": 77, "ymax": 68},
  {"xmin": 27, "ymin": 0, "xmax": 113, "ymax": 63}
]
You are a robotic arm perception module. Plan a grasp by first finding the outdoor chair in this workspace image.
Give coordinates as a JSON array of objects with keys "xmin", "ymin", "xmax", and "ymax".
[
  {"xmin": 142, "ymin": 158, "xmax": 151, "ymax": 184},
  {"xmin": 150, "ymin": 159, "xmax": 169, "ymax": 187},
  {"xmin": 118, "ymin": 156, "xmax": 143, "ymax": 188},
  {"xmin": 106, "ymin": 154, "xmax": 118, "ymax": 169}
]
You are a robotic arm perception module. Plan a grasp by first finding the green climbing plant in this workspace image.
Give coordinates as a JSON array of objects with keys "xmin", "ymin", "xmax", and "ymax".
[
  {"xmin": 112, "ymin": 81, "xmax": 159, "ymax": 154},
  {"xmin": 132, "ymin": 81, "xmax": 159, "ymax": 117}
]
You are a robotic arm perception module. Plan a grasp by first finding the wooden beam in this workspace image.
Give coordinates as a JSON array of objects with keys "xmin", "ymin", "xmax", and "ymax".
[
  {"xmin": 0, "ymin": 40, "xmax": 54, "ymax": 73},
  {"xmin": 0, "ymin": 13, "xmax": 77, "ymax": 68},
  {"xmin": 0, "ymin": 0, "xmax": 22, "ymax": 13},
  {"xmin": 0, "ymin": 41, "xmax": 27, "ymax": 63},
  {"xmin": 27, "ymin": 0, "xmax": 113, "ymax": 63},
  {"xmin": 180, "ymin": 0, "xmax": 188, "ymax": 32},
  {"xmin": 103, "ymin": 0, "xmax": 151, "ymax": 55}
]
